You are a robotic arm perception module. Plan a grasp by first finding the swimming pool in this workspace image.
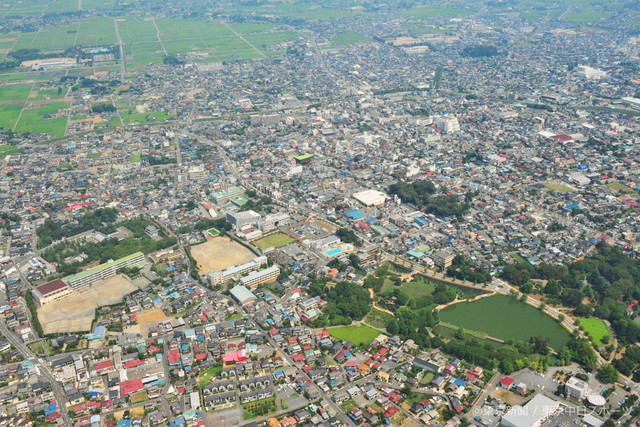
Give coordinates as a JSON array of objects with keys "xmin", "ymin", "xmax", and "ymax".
[{"xmin": 325, "ymin": 248, "xmax": 343, "ymax": 256}]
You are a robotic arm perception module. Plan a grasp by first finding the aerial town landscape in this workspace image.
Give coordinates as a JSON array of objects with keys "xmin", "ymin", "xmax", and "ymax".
[{"xmin": 0, "ymin": 0, "xmax": 640, "ymax": 426}]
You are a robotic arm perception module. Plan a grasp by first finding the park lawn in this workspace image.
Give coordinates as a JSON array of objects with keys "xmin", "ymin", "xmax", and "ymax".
[
  {"xmin": 253, "ymin": 232, "xmax": 295, "ymax": 249},
  {"xmin": 329, "ymin": 325, "xmax": 380, "ymax": 347},
  {"xmin": 381, "ymin": 274, "xmax": 436, "ymax": 298},
  {"xmin": 130, "ymin": 154, "xmax": 141, "ymax": 162},
  {"xmin": 544, "ymin": 183, "xmax": 574, "ymax": 193},
  {"xmin": 577, "ymin": 317, "xmax": 610, "ymax": 347}
]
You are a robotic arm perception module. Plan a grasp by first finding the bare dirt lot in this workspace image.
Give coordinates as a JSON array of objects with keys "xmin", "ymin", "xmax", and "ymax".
[
  {"xmin": 491, "ymin": 388, "xmax": 527, "ymax": 406},
  {"xmin": 124, "ymin": 308, "xmax": 167, "ymax": 335},
  {"xmin": 38, "ymin": 274, "xmax": 138, "ymax": 334},
  {"xmin": 190, "ymin": 236, "xmax": 255, "ymax": 274}
]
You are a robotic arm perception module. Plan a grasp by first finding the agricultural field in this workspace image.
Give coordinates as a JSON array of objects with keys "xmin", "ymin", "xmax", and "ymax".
[
  {"xmin": 13, "ymin": 101, "xmax": 69, "ymax": 136},
  {"xmin": 243, "ymin": 397, "xmax": 277, "ymax": 420},
  {"xmin": 401, "ymin": 5, "xmax": 476, "ymax": 19},
  {"xmin": 439, "ymin": 294, "xmax": 571, "ymax": 350},
  {"xmin": 253, "ymin": 232, "xmax": 295, "ymax": 249},
  {"xmin": 563, "ymin": 10, "xmax": 614, "ymax": 23},
  {"xmin": 577, "ymin": 317, "xmax": 610, "ymax": 347},
  {"xmin": 329, "ymin": 324, "xmax": 380, "ymax": 347},
  {"xmin": 0, "ymin": 146, "xmax": 18, "ymax": 158}
]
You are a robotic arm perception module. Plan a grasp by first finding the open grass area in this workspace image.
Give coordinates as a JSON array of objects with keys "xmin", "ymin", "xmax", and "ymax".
[
  {"xmin": 329, "ymin": 31, "xmax": 371, "ymax": 46},
  {"xmin": 253, "ymin": 232, "xmax": 295, "ymax": 249},
  {"xmin": 577, "ymin": 317, "xmax": 610, "ymax": 347},
  {"xmin": 563, "ymin": 10, "xmax": 614, "ymax": 23},
  {"xmin": 329, "ymin": 324, "xmax": 380, "ymax": 347},
  {"xmin": 381, "ymin": 274, "xmax": 436, "ymax": 298},
  {"xmin": 197, "ymin": 364, "xmax": 222, "ymax": 385},
  {"xmin": 544, "ymin": 183, "xmax": 574, "ymax": 193},
  {"xmin": 605, "ymin": 182, "xmax": 638, "ymax": 194},
  {"xmin": 130, "ymin": 154, "xmax": 141, "ymax": 162},
  {"xmin": 401, "ymin": 5, "xmax": 476, "ymax": 18},
  {"xmin": 0, "ymin": 146, "xmax": 19, "ymax": 158},
  {"xmin": 365, "ymin": 308, "xmax": 393, "ymax": 329},
  {"xmin": 0, "ymin": 84, "xmax": 31, "ymax": 101},
  {"xmin": 14, "ymin": 102, "xmax": 68, "ymax": 136},
  {"xmin": 439, "ymin": 295, "xmax": 571, "ymax": 350}
]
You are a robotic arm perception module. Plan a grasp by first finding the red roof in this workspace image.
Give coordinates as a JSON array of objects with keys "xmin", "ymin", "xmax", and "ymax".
[
  {"xmin": 35, "ymin": 279, "xmax": 68, "ymax": 296},
  {"xmin": 123, "ymin": 359, "xmax": 146, "ymax": 369},
  {"xmin": 500, "ymin": 377, "xmax": 515, "ymax": 387},
  {"xmin": 168, "ymin": 349, "xmax": 181, "ymax": 365},
  {"xmin": 93, "ymin": 360, "xmax": 113, "ymax": 371},
  {"xmin": 120, "ymin": 378, "xmax": 143, "ymax": 395}
]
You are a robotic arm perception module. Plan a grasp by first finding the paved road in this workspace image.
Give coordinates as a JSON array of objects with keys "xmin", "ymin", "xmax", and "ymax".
[{"xmin": 0, "ymin": 320, "xmax": 73, "ymax": 425}]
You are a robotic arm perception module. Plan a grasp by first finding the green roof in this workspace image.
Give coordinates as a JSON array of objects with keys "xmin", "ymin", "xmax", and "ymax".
[
  {"xmin": 212, "ymin": 186, "xmax": 242, "ymax": 199},
  {"xmin": 293, "ymin": 153, "xmax": 313, "ymax": 160},
  {"xmin": 64, "ymin": 252, "xmax": 145, "ymax": 282},
  {"xmin": 230, "ymin": 196, "xmax": 249, "ymax": 206}
]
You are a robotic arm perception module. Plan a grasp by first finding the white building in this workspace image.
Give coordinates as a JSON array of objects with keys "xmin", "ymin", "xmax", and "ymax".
[
  {"xmin": 353, "ymin": 189, "xmax": 388, "ymax": 207},
  {"xmin": 565, "ymin": 376, "xmax": 589, "ymax": 400},
  {"xmin": 576, "ymin": 65, "xmax": 606, "ymax": 80},
  {"xmin": 433, "ymin": 115, "xmax": 460, "ymax": 134},
  {"xmin": 501, "ymin": 394, "xmax": 561, "ymax": 427},
  {"xmin": 239, "ymin": 265, "xmax": 280, "ymax": 288},
  {"xmin": 207, "ymin": 256, "xmax": 268, "ymax": 285}
]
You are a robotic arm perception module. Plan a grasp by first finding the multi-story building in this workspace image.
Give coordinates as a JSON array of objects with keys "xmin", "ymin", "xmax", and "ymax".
[
  {"xmin": 239, "ymin": 265, "xmax": 280, "ymax": 288},
  {"xmin": 63, "ymin": 252, "xmax": 146, "ymax": 289},
  {"xmin": 207, "ymin": 256, "xmax": 268, "ymax": 285}
]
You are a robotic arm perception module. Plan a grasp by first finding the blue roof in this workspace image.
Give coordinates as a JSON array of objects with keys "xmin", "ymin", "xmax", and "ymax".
[{"xmin": 345, "ymin": 209, "xmax": 365, "ymax": 220}]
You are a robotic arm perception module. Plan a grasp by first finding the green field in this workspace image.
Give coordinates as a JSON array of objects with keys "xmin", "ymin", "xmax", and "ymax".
[
  {"xmin": 329, "ymin": 325, "xmax": 380, "ymax": 347},
  {"xmin": 544, "ymin": 183, "xmax": 574, "ymax": 193},
  {"xmin": 401, "ymin": 5, "xmax": 476, "ymax": 18},
  {"xmin": 577, "ymin": 317, "xmax": 610, "ymax": 347},
  {"xmin": 0, "ymin": 84, "xmax": 32, "ymax": 102},
  {"xmin": 207, "ymin": 228, "xmax": 220, "ymax": 237},
  {"xmin": 439, "ymin": 295, "xmax": 571, "ymax": 350},
  {"xmin": 563, "ymin": 11, "xmax": 614, "ymax": 23},
  {"xmin": 329, "ymin": 31, "xmax": 371, "ymax": 46},
  {"xmin": 381, "ymin": 275, "xmax": 436, "ymax": 298},
  {"xmin": 253, "ymin": 232, "xmax": 295, "ymax": 249},
  {"xmin": 0, "ymin": 146, "xmax": 19, "ymax": 158},
  {"xmin": 605, "ymin": 182, "xmax": 638, "ymax": 194},
  {"xmin": 364, "ymin": 308, "xmax": 394, "ymax": 329},
  {"xmin": 14, "ymin": 102, "xmax": 68, "ymax": 136}
]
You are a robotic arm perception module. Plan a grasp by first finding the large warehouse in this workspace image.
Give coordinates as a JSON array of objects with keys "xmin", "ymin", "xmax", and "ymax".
[{"xmin": 352, "ymin": 189, "xmax": 388, "ymax": 207}]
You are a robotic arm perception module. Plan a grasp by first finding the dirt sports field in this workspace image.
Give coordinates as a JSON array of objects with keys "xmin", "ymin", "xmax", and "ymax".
[
  {"xmin": 38, "ymin": 274, "xmax": 138, "ymax": 334},
  {"xmin": 190, "ymin": 236, "xmax": 255, "ymax": 274}
]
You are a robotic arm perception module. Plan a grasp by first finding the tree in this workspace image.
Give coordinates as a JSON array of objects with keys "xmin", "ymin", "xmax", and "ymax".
[
  {"xmin": 596, "ymin": 364, "xmax": 619, "ymax": 384},
  {"xmin": 530, "ymin": 335, "xmax": 550, "ymax": 355}
]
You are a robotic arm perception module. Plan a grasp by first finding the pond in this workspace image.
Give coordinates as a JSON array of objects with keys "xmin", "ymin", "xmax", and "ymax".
[{"xmin": 438, "ymin": 294, "xmax": 571, "ymax": 350}]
